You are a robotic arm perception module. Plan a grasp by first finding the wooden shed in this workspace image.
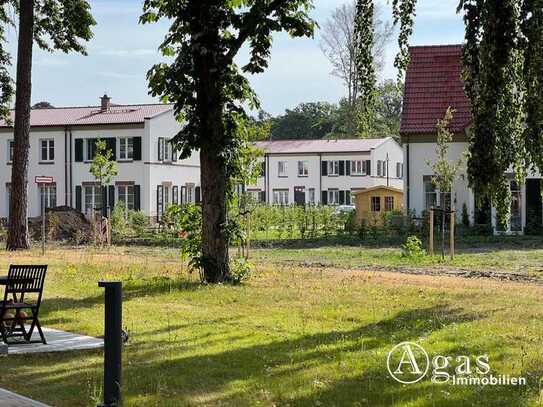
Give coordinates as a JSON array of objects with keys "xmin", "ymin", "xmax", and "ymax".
[{"xmin": 353, "ymin": 186, "xmax": 404, "ymax": 225}]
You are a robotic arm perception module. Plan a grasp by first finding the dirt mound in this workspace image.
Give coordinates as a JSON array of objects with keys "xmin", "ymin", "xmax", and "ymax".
[{"xmin": 29, "ymin": 206, "xmax": 91, "ymax": 243}]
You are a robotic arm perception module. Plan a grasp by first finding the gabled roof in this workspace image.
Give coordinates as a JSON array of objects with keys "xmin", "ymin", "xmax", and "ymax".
[
  {"xmin": 352, "ymin": 186, "xmax": 403, "ymax": 195},
  {"xmin": 400, "ymin": 45, "xmax": 472, "ymax": 135},
  {"xmin": 255, "ymin": 138, "xmax": 392, "ymax": 154},
  {"xmin": 0, "ymin": 103, "xmax": 173, "ymax": 128}
]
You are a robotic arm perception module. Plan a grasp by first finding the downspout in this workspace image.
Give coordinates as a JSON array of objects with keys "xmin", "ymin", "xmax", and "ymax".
[
  {"xmin": 266, "ymin": 154, "xmax": 270, "ymax": 203},
  {"xmin": 69, "ymin": 128, "xmax": 73, "ymax": 207},
  {"xmin": 406, "ymin": 138, "xmax": 410, "ymax": 211},
  {"xmin": 319, "ymin": 153, "xmax": 322, "ymax": 203},
  {"xmin": 64, "ymin": 127, "xmax": 68, "ymax": 206}
]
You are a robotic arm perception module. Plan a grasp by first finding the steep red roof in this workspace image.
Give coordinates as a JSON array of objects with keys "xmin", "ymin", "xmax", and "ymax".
[
  {"xmin": 0, "ymin": 103, "xmax": 173, "ymax": 128},
  {"xmin": 400, "ymin": 44, "xmax": 472, "ymax": 135}
]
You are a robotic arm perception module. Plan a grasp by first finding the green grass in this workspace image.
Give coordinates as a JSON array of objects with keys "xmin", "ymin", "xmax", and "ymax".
[{"xmin": 0, "ymin": 244, "xmax": 542, "ymax": 406}]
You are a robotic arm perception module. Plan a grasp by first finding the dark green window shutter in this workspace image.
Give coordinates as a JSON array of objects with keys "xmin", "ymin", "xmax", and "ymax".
[
  {"xmin": 101, "ymin": 186, "xmax": 108, "ymax": 217},
  {"xmin": 321, "ymin": 161, "xmax": 328, "ymax": 176},
  {"xmin": 75, "ymin": 186, "xmax": 82, "ymax": 212},
  {"xmin": 345, "ymin": 190, "xmax": 351, "ymax": 205},
  {"xmin": 75, "ymin": 139, "xmax": 84, "ymax": 162},
  {"xmin": 133, "ymin": 137, "xmax": 142, "ymax": 161},
  {"xmin": 261, "ymin": 161, "xmax": 266, "ymax": 177},
  {"xmin": 366, "ymin": 160, "xmax": 371, "ymax": 175},
  {"xmin": 105, "ymin": 138, "xmax": 116, "ymax": 161},
  {"xmin": 339, "ymin": 190, "xmax": 345, "ymax": 205},
  {"xmin": 346, "ymin": 161, "xmax": 351, "ymax": 176},
  {"xmin": 134, "ymin": 185, "xmax": 141, "ymax": 211},
  {"xmin": 321, "ymin": 190, "xmax": 327, "ymax": 205},
  {"xmin": 195, "ymin": 186, "xmax": 201, "ymax": 203},
  {"xmin": 339, "ymin": 160, "xmax": 345, "ymax": 176},
  {"xmin": 172, "ymin": 143, "xmax": 178, "ymax": 162},
  {"xmin": 260, "ymin": 190, "xmax": 266, "ymax": 203},
  {"xmin": 108, "ymin": 185, "xmax": 115, "ymax": 211},
  {"xmin": 180, "ymin": 186, "xmax": 186, "ymax": 204}
]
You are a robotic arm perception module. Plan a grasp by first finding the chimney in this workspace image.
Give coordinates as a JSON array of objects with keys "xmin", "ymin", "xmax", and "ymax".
[{"xmin": 100, "ymin": 94, "xmax": 111, "ymax": 112}]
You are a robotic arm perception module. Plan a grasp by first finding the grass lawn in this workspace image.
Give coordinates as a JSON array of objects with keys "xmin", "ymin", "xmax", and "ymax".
[{"xmin": 0, "ymin": 244, "xmax": 542, "ymax": 406}]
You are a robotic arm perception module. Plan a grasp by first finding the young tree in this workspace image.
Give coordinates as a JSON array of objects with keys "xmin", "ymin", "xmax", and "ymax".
[
  {"xmin": 6, "ymin": 1, "xmax": 95, "ymax": 250},
  {"xmin": 141, "ymin": 1, "xmax": 315, "ymax": 283},
  {"xmin": 90, "ymin": 140, "xmax": 118, "ymax": 190},
  {"xmin": 427, "ymin": 107, "xmax": 464, "ymax": 258}
]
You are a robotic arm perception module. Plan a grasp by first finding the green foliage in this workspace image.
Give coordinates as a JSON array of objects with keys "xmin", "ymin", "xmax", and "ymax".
[
  {"xmin": 111, "ymin": 205, "xmax": 129, "ymax": 237},
  {"xmin": 176, "ymin": 204, "xmax": 203, "ymax": 275},
  {"xmin": 0, "ymin": 1, "xmax": 95, "ymax": 122},
  {"xmin": 391, "ymin": 0, "xmax": 417, "ymax": 85},
  {"xmin": 229, "ymin": 257, "xmax": 253, "ymax": 285},
  {"xmin": 426, "ymin": 107, "xmax": 464, "ymax": 206},
  {"xmin": 354, "ymin": 0, "xmax": 376, "ymax": 136},
  {"xmin": 461, "ymin": 203, "xmax": 470, "ymax": 228},
  {"xmin": 128, "ymin": 210, "xmax": 149, "ymax": 235},
  {"xmin": 401, "ymin": 235, "xmax": 425, "ymax": 258},
  {"xmin": 89, "ymin": 139, "xmax": 118, "ymax": 186}
]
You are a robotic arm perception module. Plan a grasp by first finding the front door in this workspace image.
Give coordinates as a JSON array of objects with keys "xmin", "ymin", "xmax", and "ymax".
[
  {"xmin": 525, "ymin": 179, "xmax": 542, "ymax": 233},
  {"xmin": 294, "ymin": 186, "xmax": 305, "ymax": 206}
]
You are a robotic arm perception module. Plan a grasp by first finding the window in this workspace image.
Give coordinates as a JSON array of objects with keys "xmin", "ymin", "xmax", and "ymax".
[
  {"xmin": 187, "ymin": 185, "xmax": 194, "ymax": 203},
  {"xmin": 273, "ymin": 189, "xmax": 289, "ymax": 205},
  {"xmin": 424, "ymin": 180, "xmax": 437, "ymax": 209},
  {"xmin": 164, "ymin": 186, "xmax": 170, "ymax": 207},
  {"xmin": 119, "ymin": 138, "xmax": 134, "ymax": 161},
  {"xmin": 40, "ymin": 185, "xmax": 57, "ymax": 211},
  {"xmin": 328, "ymin": 160, "xmax": 339, "ymax": 176},
  {"xmin": 278, "ymin": 161, "xmax": 288, "ymax": 177},
  {"xmin": 377, "ymin": 161, "xmax": 382, "ymax": 176},
  {"xmin": 164, "ymin": 140, "xmax": 171, "ymax": 161},
  {"xmin": 308, "ymin": 188, "xmax": 315, "ymax": 205},
  {"xmin": 40, "ymin": 139, "xmax": 54, "ymax": 162},
  {"xmin": 7, "ymin": 139, "xmax": 13, "ymax": 162},
  {"xmin": 118, "ymin": 185, "xmax": 135, "ymax": 211},
  {"xmin": 396, "ymin": 162, "xmax": 403, "ymax": 178},
  {"xmin": 298, "ymin": 160, "xmax": 309, "ymax": 177},
  {"xmin": 84, "ymin": 185, "xmax": 102, "ymax": 214},
  {"xmin": 371, "ymin": 196, "xmax": 381, "ymax": 212},
  {"xmin": 328, "ymin": 189, "xmax": 339, "ymax": 205},
  {"xmin": 351, "ymin": 160, "xmax": 366, "ymax": 175},
  {"xmin": 385, "ymin": 196, "xmax": 394, "ymax": 211},
  {"xmin": 86, "ymin": 139, "xmax": 97, "ymax": 161},
  {"xmin": 247, "ymin": 189, "xmax": 261, "ymax": 202}
]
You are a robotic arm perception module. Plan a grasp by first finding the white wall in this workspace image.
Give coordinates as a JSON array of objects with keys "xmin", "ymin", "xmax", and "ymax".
[
  {"xmin": 250, "ymin": 138, "xmax": 404, "ymax": 205},
  {"xmin": 0, "ymin": 129, "xmax": 67, "ymax": 218},
  {"xmin": 405, "ymin": 141, "xmax": 472, "ymax": 221}
]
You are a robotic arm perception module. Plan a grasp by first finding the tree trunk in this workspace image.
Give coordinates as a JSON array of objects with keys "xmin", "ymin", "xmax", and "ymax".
[
  {"xmin": 7, "ymin": 0, "xmax": 34, "ymax": 251},
  {"xmin": 200, "ymin": 147, "xmax": 229, "ymax": 282}
]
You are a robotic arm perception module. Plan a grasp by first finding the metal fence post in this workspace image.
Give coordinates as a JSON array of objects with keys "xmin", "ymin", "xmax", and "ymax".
[{"xmin": 98, "ymin": 281, "xmax": 123, "ymax": 407}]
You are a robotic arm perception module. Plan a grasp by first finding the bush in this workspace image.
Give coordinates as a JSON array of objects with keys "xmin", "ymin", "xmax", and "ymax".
[
  {"xmin": 401, "ymin": 235, "xmax": 426, "ymax": 258},
  {"xmin": 229, "ymin": 257, "xmax": 252, "ymax": 285},
  {"xmin": 129, "ymin": 210, "xmax": 149, "ymax": 235}
]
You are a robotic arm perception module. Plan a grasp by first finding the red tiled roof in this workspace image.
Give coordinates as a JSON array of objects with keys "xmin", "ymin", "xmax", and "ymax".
[
  {"xmin": 400, "ymin": 44, "xmax": 472, "ymax": 135},
  {"xmin": 255, "ymin": 138, "xmax": 390, "ymax": 154},
  {"xmin": 0, "ymin": 103, "xmax": 173, "ymax": 128}
]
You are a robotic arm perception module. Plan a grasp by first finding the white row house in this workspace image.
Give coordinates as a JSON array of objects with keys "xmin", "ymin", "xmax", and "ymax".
[
  {"xmin": 0, "ymin": 95, "xmax": 200, "ymax": 222},
  {"xmin": 248, "ymin": 138, "xmax": 403, "ymax": 205}
]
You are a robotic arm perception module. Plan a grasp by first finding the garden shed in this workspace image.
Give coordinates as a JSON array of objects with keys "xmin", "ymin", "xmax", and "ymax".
[{"xmin": 353, "ymin": 186, "xmax": 404, "ymax": 225}]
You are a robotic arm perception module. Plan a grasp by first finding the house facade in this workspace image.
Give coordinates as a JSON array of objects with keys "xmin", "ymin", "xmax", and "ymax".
[
  {"xmin": 0, "ymin": 95, "xmax": 200, "ymax": 221},
  {"xmin": 401, "ymin": 45, "xmax": 539, "ymax": 233},
  {"xmin": 249, "ymin": 138, "xmax": 403, "ymax": 206}
]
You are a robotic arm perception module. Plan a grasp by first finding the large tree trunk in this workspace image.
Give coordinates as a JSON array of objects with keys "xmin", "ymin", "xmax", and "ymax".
[
  {"xmin": 200, "ymin": 147, "xmax": 229, "ymax": 282},
  {"xmin": 7, "ymin": 0, "xmax": 34, "ymax": 250}
]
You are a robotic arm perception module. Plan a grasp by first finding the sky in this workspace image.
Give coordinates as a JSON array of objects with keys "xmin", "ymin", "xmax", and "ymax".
[{"xmin": 6, "ymin": 0, "xmax": 465, "ymax": 115}]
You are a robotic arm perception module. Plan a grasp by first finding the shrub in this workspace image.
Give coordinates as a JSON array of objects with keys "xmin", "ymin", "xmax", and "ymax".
[
  {"xmin": 128, "ymin": 210, "xmax": 149, "ymax": 235},
  {"xmin": 401, "ymin": 235, "xmax": 426, "ymax": 258},
  {"xmin": 111, "ymin": 205, "xmax": 129, "ymax": 237},
  {"xmin": 229, "ymin": 257, "xmax": 252, "ymax": 285}
]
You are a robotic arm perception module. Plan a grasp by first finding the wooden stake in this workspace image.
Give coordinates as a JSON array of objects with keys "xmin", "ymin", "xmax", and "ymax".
[
  {"xmin": 450, "ymin": 209, "xmax": 455, "ymax": 260},
  {"xmin": 429, "ymin": 208, "xmax": 434, "ymax": 256}
]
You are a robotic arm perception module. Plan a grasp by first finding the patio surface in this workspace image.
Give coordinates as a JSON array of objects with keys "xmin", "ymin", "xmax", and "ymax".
[
  {"xmin": 0, "ymin": 388, "xmax": 50, "ymax": 406},
  {"xmin": 6, "ymin": 327, "xmax": 103, "ymax": 355}
]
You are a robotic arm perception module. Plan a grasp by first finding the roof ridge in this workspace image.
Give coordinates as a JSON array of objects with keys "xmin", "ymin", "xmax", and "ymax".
[
  {"xmin": 27, "ymin": 102, "xmax": 173, "ymax": 111},
  {"xmin": 257, "ymin": 137, "xmax": 390, "ymax": 142},
  {"xmin": 409, "ymin": 44, "xmax": 462, "ymax": 49}
]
